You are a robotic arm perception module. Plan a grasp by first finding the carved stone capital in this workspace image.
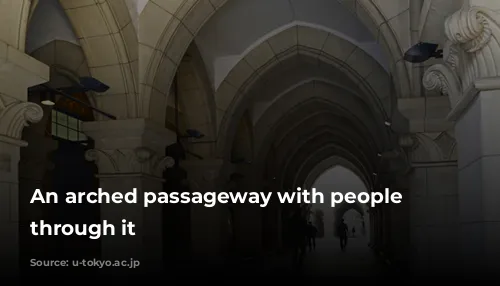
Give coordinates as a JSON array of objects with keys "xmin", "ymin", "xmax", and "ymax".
[
  {"xmin": 444, "ymin": 6, "xmax": 498, "ymax": 53},
  {"xmin": 0, "ymin": 95, "xmax": 43, "ymax": 146},
  {"xmin": 82, "ymin": 118, "xmax": 176, "ymax": 154},
  {"xmin": 85, "ymin": 147, "xmax": 175, "ymax": 178},
  {"xmin": 408, "ymin": 132, "xmax": 457, "ymax": 164},
  {"xmin": 423, "ymin": 6, "xmax": 500, "ymax": 119},
  {"xmin": 82, "ymin": 118, "xmax": 177, "ymax": 177}
]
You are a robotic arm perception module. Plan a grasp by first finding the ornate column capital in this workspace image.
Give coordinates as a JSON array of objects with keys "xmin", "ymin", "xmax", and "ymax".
[
  {"xmin": 423, "ymin": 6, "xmax": 500, "ymax": 121},
  {"xmin": 85, "ymin": 147, "xmax": 175, "ymax": 178},
  {"xmin": 82, "ymin": 118, "xmax": 177, "ymax": 178},
  {"xmin": 0, "ymin": 95, "xmax": 43, "ymax": 146}
]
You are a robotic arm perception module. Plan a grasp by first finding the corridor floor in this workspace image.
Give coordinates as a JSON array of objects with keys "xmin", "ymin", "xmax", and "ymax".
[
  {"xmin": 241, "ymin": 235, "xmax": 412, "ymax": 282},
  {"xmin": 300, "ymin": 236, "xmax": 389, "ymax": 278}
]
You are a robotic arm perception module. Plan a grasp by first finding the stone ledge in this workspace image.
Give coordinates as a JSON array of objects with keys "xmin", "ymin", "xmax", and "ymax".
[
  {"xmin": 447, "ymin": 77, "xmax": 500, "ymax": 121},
  {"xmin": 0, "ymin": 40, "xmax": 49, "ymax": 100}
]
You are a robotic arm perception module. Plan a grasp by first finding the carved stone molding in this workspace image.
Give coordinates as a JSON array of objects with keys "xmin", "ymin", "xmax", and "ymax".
[
  {"xmin": 409, "ymin": 132, "xmax": 457, "ymax": 163},
  {"xmin": 181, "ymin": 159, "xmax": 225, "ymax": 191},
  {"xmin": 423, "ymin": 6, "xmax": 500, "ymax": 119},
  {"xmin": 85, "ymin": 147, "xmax": 175, "ymax": 178},
  {"xmin": 0, "ymin": 96, "xmax": 43, "ymax": 146}
]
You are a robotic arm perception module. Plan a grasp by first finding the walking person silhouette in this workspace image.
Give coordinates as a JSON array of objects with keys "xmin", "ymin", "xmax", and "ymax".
[
  {"xmin": 307, "ymin": 221, "xmax": 317, "ymax": 251},
  {"xmin": 338, "ymin": 219, "xmax": 348, "ymax": 251}
]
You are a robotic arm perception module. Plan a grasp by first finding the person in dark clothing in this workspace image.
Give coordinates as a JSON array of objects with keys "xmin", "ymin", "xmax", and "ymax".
[
  {"xmin": 307, "ymin": 222, "xmax": 318, "ymax": 251},
  {"xmin": 338, "ymin": 219, "xmax": 348, "ymax": 251},
  {"xmin": 352, "ymin": 226, "xmax": 356, "ymax": 237},
  {"xmin": 289, "ymin": 208, "xmax": 308, "ymax": 269}
]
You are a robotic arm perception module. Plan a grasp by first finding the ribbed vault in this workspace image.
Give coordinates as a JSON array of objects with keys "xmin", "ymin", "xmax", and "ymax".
[
  {"xmin": 243, "ymin": 61, "xmax": 388, "ymax": 195},
  {"xmin": 219, "ymin": 54, "xmax": 392, "ymax": 163},
  {"xmin": 140, "ymin": 0, "xmax": 412, "ymax": 125}
]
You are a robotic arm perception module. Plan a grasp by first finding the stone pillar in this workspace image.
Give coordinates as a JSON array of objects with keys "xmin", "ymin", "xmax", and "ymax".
[
  {"xmin": 181, "ymin": 159, "xmax": 228, "ymax": 266},
  {"xmin": 233, "ymin": 171, "xmax": 263, "ymax": 256},
  {"xmin": 454, "ymin": 83, "xmax": 500, "ymax": 276},
  {"xmin": 368, "ymin": 208, "xmax": 375, "ymax": 247},
  {"xmin": 404, "ymin": 131, "xmax": 459, "ymax": 277},
  {"xmin": 398, "ymin": 95, "xmax": 459, "ymax": 276},
  {"xmin": 82, "ymin": 119, "xmax": 175, "ymax": 276},
  {"xmin": 275, "ymin": 203, "xmax": 283, "ymax": 251},
  {"xmin": 19, "ymin": 129, "xmax": 58, "ymax": 220},
  {"xmin": 234, "ymin": 203, "xmax": 262, "ymax": 256},
  {"xmin": 18, "ymin": 131, "xmax": 57, "ymax": 261},
  {"xmin": 261, "ymin": 193, "xmax": 282, "ymax": 252},
  {"xmin": 409, "ymin": 159, "xmax": 459, "ymax": 276},
  {"xmin": 0, "ymin": 41, "xmax": 49, "ymax": 278},
  {"xmin": 387, "ymin": 183, "xmax": 410, "ymax": 267},
  {"xmin": 376, "ymin": 207, "xmax": 383, "ymax": 250},
  {"xmin": 383, "ymin": 202, "xmax": 392, "ymax": 252},
  {"xmin": 424, "ymin": 5, "xmax": 500, "ymax": 277}
]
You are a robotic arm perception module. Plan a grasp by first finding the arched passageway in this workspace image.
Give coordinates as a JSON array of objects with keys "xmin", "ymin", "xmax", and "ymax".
[
  {"xmin": 303, "ymin": 166, "xmax": 384, "ymax": 278},
  {"xmin": 2, "ymin": 0, "xmax": 500, "ymax": 282}
]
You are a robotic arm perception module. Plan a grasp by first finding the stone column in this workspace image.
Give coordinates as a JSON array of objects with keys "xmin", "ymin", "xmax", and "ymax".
[
  {"xmin": 233, "ymin": 203, "xmax": 262, "ymax": 256},
  {"xmin": 18, "ymin": 131, "xmax": 57, "ymax": 261},
  {"xmin": 19, "ymin": 121, "xmax": 58, "ymax": 221},
  {"xmin": 387, "ymin": 182, "xmax": 410, "ymax": 268},
  {"xmin": 181, "ymin": 159, "xmax": 228, "ymax": 267},
  {"xmin": 0, "ymin": 41, "xmax": 49, "ymax": 277},
  {"xmin": 82, "ymin": 119, "xmax": 176, "ymax": 276},
  {"xmin": 233, "ymin": 169, "xmax": 263, "ymax": 257},
  {"xmin": 409, "ymin": 154, "xmax": 459, "ymax": 276},
  {"xmin": 424, "ymin": 5, "xmax": 500, "ymax": 277},
  {"xmin": 398, "ymin": 97, "xmax": 459, "ymax": 276},
  {"xmin": 368, "ymin": 208, "xmax": 375, "ymax": 247},
  {"xmin": 375, "ymin": 207, "xmax": 383, "ymax": 250},
  {"xmin": 261, "ymin": 181, "xmax": 282, "ymax": 252}
]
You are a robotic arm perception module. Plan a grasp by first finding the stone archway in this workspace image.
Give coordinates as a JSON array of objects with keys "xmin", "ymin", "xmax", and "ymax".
[
  {"xmin": 57, "ymin": 0, "xmax": 138, "ymax": 119},
  {"xmin": 138, "ymin": 0, "xmax": 411, "ymax": 126},
  {"xmin": 302, "ymin": 156, "xmax": 371, "ymax": 191}
]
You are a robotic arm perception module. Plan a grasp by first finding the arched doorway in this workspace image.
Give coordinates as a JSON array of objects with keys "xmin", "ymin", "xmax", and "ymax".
[{"xmin": 311, "ymin": 166, "xmax": 371, "ymax": 241}]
